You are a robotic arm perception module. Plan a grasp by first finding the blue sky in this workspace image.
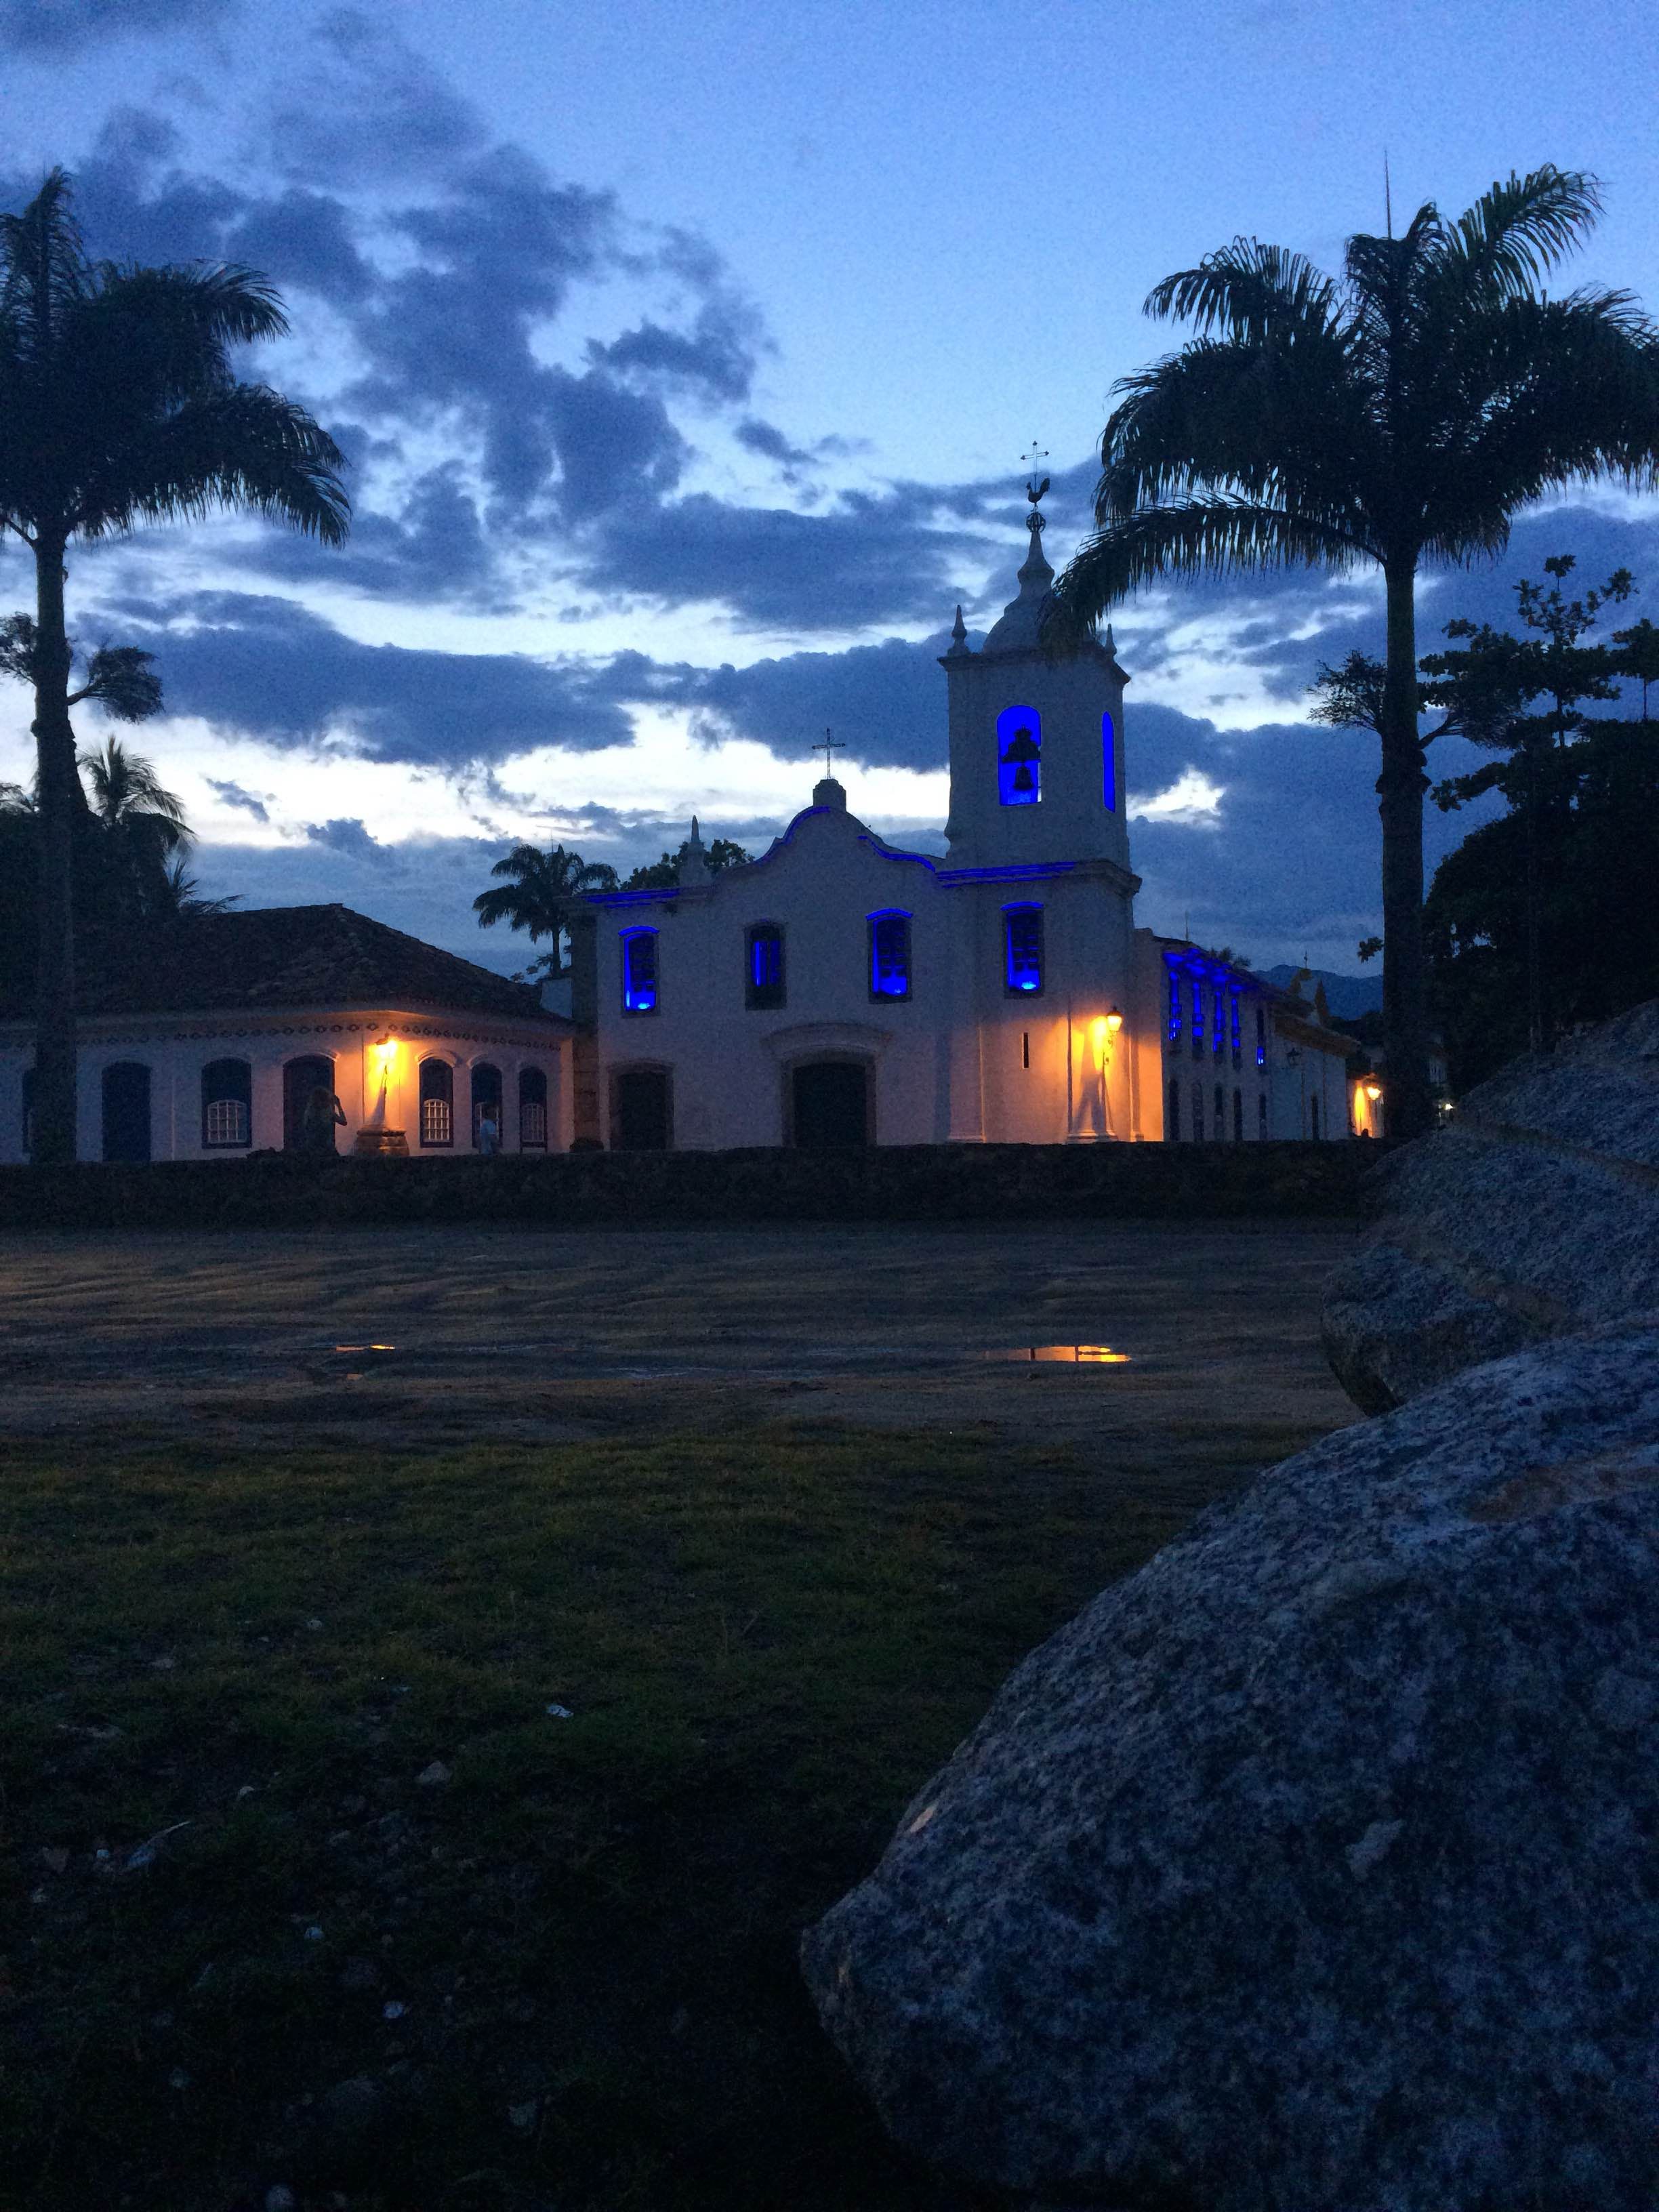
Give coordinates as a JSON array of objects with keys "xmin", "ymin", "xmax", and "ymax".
[{"xmin": 1, "ymin": 0, "xmax": 1656, "ymax": 971}]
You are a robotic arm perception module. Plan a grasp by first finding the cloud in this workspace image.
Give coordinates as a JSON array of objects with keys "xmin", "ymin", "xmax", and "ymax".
[
  {"xmin": 110, "ymin": 592, "xmax": 638, "ymax": 764},
  {"xmin": 0, "ymin": 0, "xmax": 232, "ymax": 53},
  {"xmin": 205, "ymin": 777, "xmax": 270, "ymax": 823},
  {"xmin": 264, "ymin": 8, "xmax": 487, "ymax": 186},
  {"xmin": 303, "ymin": 815, "xmax": 394, "ymax": 865}
]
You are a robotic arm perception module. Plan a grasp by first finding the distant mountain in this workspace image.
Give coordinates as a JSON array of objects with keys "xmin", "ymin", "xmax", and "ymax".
[{"xmin": 1261, "ymin": 964, "xmax": 1384, "ymax": 1019}]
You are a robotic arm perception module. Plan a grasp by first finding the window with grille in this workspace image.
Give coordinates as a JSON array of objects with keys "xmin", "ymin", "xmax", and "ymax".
[
  {"xmin": 621, "ymin": 928, "xmax": 658, "ymax": 1013},
  {"xmin": 201, "ymin": 1057, "xmax": 252, "ymax": 1149},
  {"xmin": 519, "ymin": 1065, "xmax": 548, "ymax": 1149},
  {"xmin": 419, "ymin": 1058, "xmax": 453, "ymax": 1146},
  {"xmin": 1002, "ymin": 903, "xmax": 1043, "ymax": 995},
  {"xmin": 869, "ymin": 910, "xmax": 912, "ymax": 1000},
  {"xmin": 746, "ymin": 923, "xmax": 785, "ymax": 1009}
]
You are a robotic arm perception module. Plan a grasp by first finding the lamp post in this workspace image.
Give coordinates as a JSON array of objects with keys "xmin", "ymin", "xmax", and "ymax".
[{"xmin": 353, "ymin": 1035, "xmax": 411, "ymax": 1157}]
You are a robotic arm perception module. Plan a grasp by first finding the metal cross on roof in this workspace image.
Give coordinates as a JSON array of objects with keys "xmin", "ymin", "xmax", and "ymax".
[{"xmin": 813, "ymin": 728, "xmax": 845, "ymax": 773}]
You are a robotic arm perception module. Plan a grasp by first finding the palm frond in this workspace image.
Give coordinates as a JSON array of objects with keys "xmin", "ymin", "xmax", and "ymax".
[
  {"xmin": 1144, "ymin": 237, "xmax": 1339, "ymax": 345},
  {"xmin": 75, "ymin": 382, "xmax": 350, "ymax": 543},
  {"xmin": 1049, "ymin": 497, "xmax": 1369, "ymax": 636},
  {"xmin": 1099, "ymin": 337, "xmax": 1378, "ymax": 540},
  {"xmin": 76, "ymin": 644, "xmax": 163, "ymax": 722},
  {"xmin": 1442, "ymin": 167, "xmax": 1603, "ymax": 302}
]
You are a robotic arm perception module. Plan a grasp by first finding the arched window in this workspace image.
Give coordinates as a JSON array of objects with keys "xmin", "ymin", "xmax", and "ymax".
[
  {"xmin": 419, "ymin": 1057, "xmax": 453, "ymax": 1147},
  {"xmin": 1167, "ymin": 1078, "xmax": 1181, "ymax": 1141},
  {"xmin": 518, "ymin": 1065, "xmax": 548, "ymax": 1150},
  {"xmin": 869, "ymin": 910, "xmax": 912, "ymax": 1000},
  {"xmin": 1191, "ymin": 1081, "xmax": 1205, "ymax": 1142},
  {"xmin": 1002, "ymin": 903, "xmax": 1044, "ymax": 994},
  {"xmin": 996, "ymin": 704, "xmax": 1041, "ymax": 806},
  {"xmin": 745, "ymin": 922, "xmax": 785, "ymax": 1009},
  {"xmin": 470, "ymin": 1063, "xmax": 503, "ymax": 1149},
  {"xmin": 201, "ymin": 1057, "xmax": 252, "ymax": 1149},
  {"xmin": 1102, "ymin": 712, "xmax": 1117, "ymax": 812},
  {"xmin": 621, "ymin": 926, "xmax": 658, "ymax": 1013},
  {"xmin": 1233, "ymin": 1088, "xmax": 1244, "ymax": 1143}
]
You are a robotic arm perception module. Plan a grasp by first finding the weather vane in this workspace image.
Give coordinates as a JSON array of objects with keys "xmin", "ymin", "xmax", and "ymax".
[{"xmin": 1022, "ymin": 442, "xmax": 1050, "ymax": 531}]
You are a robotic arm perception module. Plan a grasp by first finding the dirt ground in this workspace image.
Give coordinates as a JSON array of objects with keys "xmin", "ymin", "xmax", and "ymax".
[{"xmin": 0, "ymin": 1219, "xmax": 1359, "ymax": 1457}]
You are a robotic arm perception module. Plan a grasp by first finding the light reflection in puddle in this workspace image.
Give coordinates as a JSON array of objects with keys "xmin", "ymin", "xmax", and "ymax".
[{"xmin": 986, "ymin": 1345, "xmax": 1132, "ymax": 1364}]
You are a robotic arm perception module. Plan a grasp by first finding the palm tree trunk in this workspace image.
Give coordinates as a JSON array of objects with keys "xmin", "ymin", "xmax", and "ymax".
[
  {"xmin": 30, "ymin": 531, "xmax": 79, "ymax": 1166},
  {"xmin": 1378, "ymin": 554, "xmax": 1433, "ymax": 1142}
]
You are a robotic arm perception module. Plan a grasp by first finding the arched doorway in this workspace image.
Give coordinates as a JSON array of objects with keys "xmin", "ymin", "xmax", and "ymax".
[
  {"xmin": 791, "ymin": 1059, "xmax": 869, "ymax": 1148},
  {"xmin": 612, "ymin": 1068, "xmax": 672, "ymax": 1151},
  {"xmin": 101, "ymin": 1063, "xmax": 152, "ymax": 1163},
  {"xmin": 283, "ymin": 1054, "xmax": 337, "ymax": 1152},
  {"xmin": 470, "ymin": 1062, "xmax": 503, "ymax": 1149}
]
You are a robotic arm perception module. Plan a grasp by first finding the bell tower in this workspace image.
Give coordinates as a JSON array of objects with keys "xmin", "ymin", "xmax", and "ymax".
[{"xmin": 941, "ymin": 455, "xmax": 1130, "ymax": 870}]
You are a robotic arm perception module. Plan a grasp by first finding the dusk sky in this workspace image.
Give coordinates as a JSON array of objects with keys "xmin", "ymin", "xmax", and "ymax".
[{"xmin": 3, "ymin": 0, "xmax": 1657, "ymax": 972}]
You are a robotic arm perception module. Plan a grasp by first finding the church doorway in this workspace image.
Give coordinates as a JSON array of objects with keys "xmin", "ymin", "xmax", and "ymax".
[
  {"xmin": 612, "ymin": 1067, "xmax": 672, "ymax": 1151},
  {"xmin": 283, "ymin": 1055, "xmax": 337, "ymax": 1152},
  {"xmin": 101, "ymin": 1062, "xmax": 152, "ymax": 1163},
  {"xmin": 790, "ymin": 1059, "xmax": 870, "ymax": 1148}
]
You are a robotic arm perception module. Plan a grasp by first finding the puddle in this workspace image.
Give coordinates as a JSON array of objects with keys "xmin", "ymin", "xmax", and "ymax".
[{"xmin": 985, "ymin": 1345, "xmax": 1132, "ymax": 1365}]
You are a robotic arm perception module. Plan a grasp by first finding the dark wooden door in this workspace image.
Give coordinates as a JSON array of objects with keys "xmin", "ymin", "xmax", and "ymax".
[
  {"xmin": 101, "ymin": 1063, "xmax": 152, "ymax": 1163},
  {"xmin": 613, "ymin": 1069, "xmax": 671, "ymax": 1151},
  {"xmin": 284, "ymin": 1055, "xmax": 337, "ymax": 1152},
  {"xmin": 792, "ymin": 1061, "xmax": 868, "ymax": 1148}
]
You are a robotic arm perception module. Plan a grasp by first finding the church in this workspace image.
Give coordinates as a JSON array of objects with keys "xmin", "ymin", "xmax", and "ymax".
[
  {"xmin": 0, "ymin": 485, "xmax": 1361, "ymax": 1167},
  {"xmin": 566, "ymin": 480, "xmax": 1359, "ymax": 1151}
]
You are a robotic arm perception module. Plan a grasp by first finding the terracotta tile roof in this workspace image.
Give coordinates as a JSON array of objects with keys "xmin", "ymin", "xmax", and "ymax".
[{"xmin": 66, "ymin": 905, "xmax": 562, "ymax": 1025}]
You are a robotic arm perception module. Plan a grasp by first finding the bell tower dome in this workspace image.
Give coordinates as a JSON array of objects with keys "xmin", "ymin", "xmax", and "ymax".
[{"xmin": 941, "ymin": 457, "xmax": 1130, "ymax": 870}]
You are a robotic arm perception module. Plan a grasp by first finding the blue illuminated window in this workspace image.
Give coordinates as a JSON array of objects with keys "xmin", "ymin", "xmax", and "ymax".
[
  {"xmin": 1255, "ymin": 1005, "xmax": 1267, "ymax": 1068},
  {"xmin": 1168, "ymin": 1078, "xmax": 1181, "ymax": 1141},
  {"xmin": 1212, "ymin": 985, "xmax": 1225, "ymax": 1057},
  {"xmin": 621, "ymin": 927, "xmax": 658, "ymax": 1014},
  {"xmin": 1167, "ymin": 964, "xmax": 1183, "ymax": 1046},
  {"xmin": 1102, "ymin": 712, "xmax": 1117, "ymax": 813},
  {"xmin": 1190, "ymin": 976, "xmax": 1204, "ymax": 1059},
  {"xmin": 746, "ymin": 922, "xmax": 785, "ymax": 1010},
  {"xmin": 869, "ymin": 910, "xmax": 912, "ymax": 1000},
  {"xmin": 997, "ymin": 704, "xmax": 1041, "ymax": 806},
  {"xmin": 1003, "ymin": 903, "xmax": 1044, "ymax": 994},
  {"xmin": 1230, "ymin": 990, "xmax": 1242, "ymax": 1067}
]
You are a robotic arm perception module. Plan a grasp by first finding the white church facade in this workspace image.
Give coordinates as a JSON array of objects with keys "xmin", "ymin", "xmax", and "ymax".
[{"xmin": 569, "ymin": 495, "xmax": 1357, "ymax": 1151}]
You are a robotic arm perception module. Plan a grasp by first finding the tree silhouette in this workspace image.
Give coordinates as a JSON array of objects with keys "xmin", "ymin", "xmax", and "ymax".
[
  {"xmin": 0, "ymin": 169, "xmax": 348, "ymax": 1162},
  {"xmin": 474, "ymin": 843, "xmax": 620, "ymax": 977},
  {"xmin": 1051, "ymin": 167, "xmax": 1659, "ymax": 1136}
]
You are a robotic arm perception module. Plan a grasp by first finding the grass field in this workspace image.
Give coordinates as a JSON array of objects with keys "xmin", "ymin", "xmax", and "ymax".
[{"xmin": 1, "ymin": 1225, "xmax": 1355, "ymax": 2211}]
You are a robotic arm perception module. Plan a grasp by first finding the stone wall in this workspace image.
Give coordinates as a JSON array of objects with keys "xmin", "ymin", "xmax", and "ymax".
[{"xmin": 0, "ymin": 1139, "xmax": 1377, "ymax": 1231}]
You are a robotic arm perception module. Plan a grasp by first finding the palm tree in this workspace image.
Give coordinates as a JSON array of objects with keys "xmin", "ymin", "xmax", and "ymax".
[
  {"xmin": 474, "ymin": 843, "xmax": 619, "ymax": 977},
  {"xmin": 0, "ymin": 169, "xmax": 348, "ymax": 1163},
  {"xmin": 1050, "ymin": 168, "xmax": 1659, "ymax": 1138},
  {"xmin": 79, "ymin": 736, "xmax": 194, "ymax": 924}
]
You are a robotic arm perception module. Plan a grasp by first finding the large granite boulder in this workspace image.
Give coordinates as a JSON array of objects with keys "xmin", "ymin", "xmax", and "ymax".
[
  {"xmin": 802, "ymin": 1321, "xmax": 1659, "ymax": 2212},
  {"xmin": 1323, "ymin": 1000, "xmax": 1659, "ymax": 1412}
]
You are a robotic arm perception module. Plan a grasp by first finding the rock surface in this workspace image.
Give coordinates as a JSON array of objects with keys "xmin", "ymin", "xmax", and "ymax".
[
  {"xmin": 1322, "ymin": 1000, "xmax": 1659, "ymax": 1412},
  {"xmin": 802, "ymin": 1322, "xmax": 1659, "ymax": 2212}
]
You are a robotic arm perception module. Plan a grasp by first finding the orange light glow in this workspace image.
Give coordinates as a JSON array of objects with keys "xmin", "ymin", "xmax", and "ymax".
[
  {"xmin": 1106, "ymin": 1007, "xmax": 1124, "ymax": 1033},
  {"xmin": 1364, "ymin": 1080, "xmax": 1382, "ymax": 1101}
]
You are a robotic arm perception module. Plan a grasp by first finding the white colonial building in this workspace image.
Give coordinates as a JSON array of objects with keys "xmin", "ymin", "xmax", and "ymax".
[
  {"xmin": 0, "ymin": 904, "xmax": 571, "ymax": 1165},
  {"xmin": 569, "ymin": 495, "xmax": 1357, "ymax": 1151}
]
